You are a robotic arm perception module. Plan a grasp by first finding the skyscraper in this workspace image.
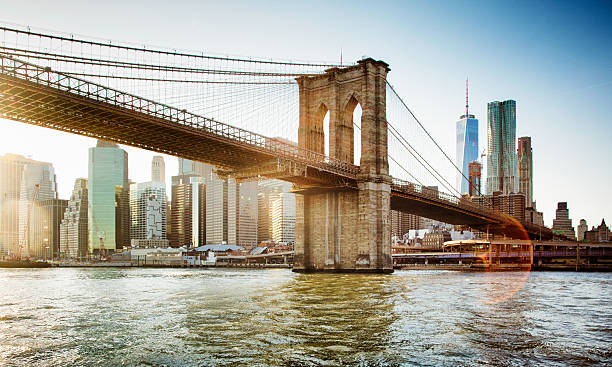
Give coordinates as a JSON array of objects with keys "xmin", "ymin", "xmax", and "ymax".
[
  {"xmin": 60, "ymin": 178, "xmax": 89, "ymax": 258},
  {"xmin": 177, "ymin": 158, "xmax": 211, "ymax": 178},
  {"xmin": 456, "ymin": 80, "xmax": 479, "ymax": 195},
  {"xmin": 468, "ymin": 161, "xmax": 482, "ymax": 197},
  {"xmin": 552, "ymin": 202, "xmax": 576, "ymax": 239},
  {"xmin": 257, "ymin": 180, "xmax": 292, "ymax": 242},
  {"xmin": 0, "ymin": 154, "xmax": 40, "ymax": 257},
  {"xmin": 206, "ymin": 170, "xmax": 237, "ymax": 244},
  {"xmin": 271, "ymin": 192, "xmax": 296, "ymax": 243},
  {"xmin": 88, "ymin": 140, "xmax": 129, "ymax": 253},
  {"xmin": 486, "ymin": 100, "xmax": 518, "ymax": 195},
  {"xmin": 130, "ymin": 181, "xmax": 168, "ymax": 247},
  {"xmin": 151, "ymin": 156, "xmax": 165, "ymax": 183},
  {"xmin": 517, "ymin": 136, "xmax": 533, "ymax": 207},
  {"xmin": 30, "ymin": 199, "xmax": 67, "ymax": 259},
  {"xmin": 169, "ymin": 175, "xmax": 205, "ymax": 247},
  {"xmin": 237, "ymin": 181, "xmax": 258, "ymax": 246},
  {"xmin": 18, "ymin": 160, "xmax": 58, "ymax": 257}
]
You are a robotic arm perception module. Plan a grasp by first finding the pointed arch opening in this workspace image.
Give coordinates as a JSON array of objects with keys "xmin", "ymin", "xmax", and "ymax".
[
  {"xmin": 316, "ymin": 104, "xmax": 330, "ymax": 157},
  {"xmin": 344, "ymin": 95, "xmax": 362, "ymax": 165}
]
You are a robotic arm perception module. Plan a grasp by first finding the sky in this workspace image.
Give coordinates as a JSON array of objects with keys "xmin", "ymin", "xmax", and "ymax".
[{"xmin": 0, "ymin": 0, "xmax": 610, "ymax": 228}]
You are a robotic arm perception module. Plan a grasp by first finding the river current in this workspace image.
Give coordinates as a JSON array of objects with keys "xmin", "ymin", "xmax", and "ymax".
[{"xmin": 0, "ymin": 268, "xmax": 610, "ymax": 366}]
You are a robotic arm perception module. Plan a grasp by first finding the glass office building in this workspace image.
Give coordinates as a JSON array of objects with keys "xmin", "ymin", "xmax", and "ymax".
[
  {"xmin": 456, "ymin": 114, "xmax": 479, "ymax": 195},
  {"xmin": 88, "ymin": 140, "xmax": 129, "ymax": 253}
]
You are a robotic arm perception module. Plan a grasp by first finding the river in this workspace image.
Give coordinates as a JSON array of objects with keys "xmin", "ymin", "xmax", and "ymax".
[{"xmin": 0, "ymin": 268, "xmax": 610, "ymax": 366}]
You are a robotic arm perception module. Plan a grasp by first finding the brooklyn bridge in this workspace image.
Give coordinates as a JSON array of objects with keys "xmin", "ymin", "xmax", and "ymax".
[{"xmin": 0, "ymin": 26, "xmax": 552, "ymax": 272}]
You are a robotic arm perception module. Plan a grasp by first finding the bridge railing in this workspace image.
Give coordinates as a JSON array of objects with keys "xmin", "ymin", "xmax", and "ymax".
[{"xmin": 0, "ymin": 55, "xmax": 359, "ymax": 178}]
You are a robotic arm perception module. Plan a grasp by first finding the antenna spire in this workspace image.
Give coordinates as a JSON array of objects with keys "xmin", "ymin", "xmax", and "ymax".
[{"xmin": 465, "ymin": 77, "xmax": 469, "ymax": 118}]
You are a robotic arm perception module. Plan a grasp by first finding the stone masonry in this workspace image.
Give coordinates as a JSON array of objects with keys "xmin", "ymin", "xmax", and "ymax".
[{"xmin": 293, "ymin": 58, "xmax": 392, "ymax": 273}]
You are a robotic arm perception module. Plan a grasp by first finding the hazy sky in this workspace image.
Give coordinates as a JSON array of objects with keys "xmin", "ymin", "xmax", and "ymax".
[{"xmin": 0, "ymin": 0, "xmax": 610, "ymax": 228}]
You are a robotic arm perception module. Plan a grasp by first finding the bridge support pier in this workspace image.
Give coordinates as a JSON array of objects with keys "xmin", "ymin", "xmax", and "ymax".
[{"xmin": 293, "ymin": 182, "xmax": 392, "ymax": 273}]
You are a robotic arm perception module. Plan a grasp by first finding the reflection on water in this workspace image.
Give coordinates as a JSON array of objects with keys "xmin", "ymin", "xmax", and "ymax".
[{"xmin": 0, "ymin": 268, "xmax": 610, "ymax": 366}]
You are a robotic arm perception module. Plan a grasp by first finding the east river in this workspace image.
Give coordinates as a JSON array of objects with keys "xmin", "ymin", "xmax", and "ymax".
[{"xmin": 0, "ymin": 268, "xmax": 610, "ymax": 366}]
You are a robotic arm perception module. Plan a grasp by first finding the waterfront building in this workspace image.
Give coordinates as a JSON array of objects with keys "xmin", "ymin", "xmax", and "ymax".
[
  {"xmin": 577, "ymin": 219, "xmax": 588, "ymax": 241},
  {"xmin": 455, "ymin": 81, "xmax": 479, "ymax": 195},
  {"xmin": 468, "ymin": 161, "xmax": 482, "ymax": 196},
  {"xmin": 129, "ymin": 181, "xmax": 168, "ymax": 248},
  {"xmin": 257, "ymin": 180, "xmax": 292, "ymax": 242},
  {"xmin": 169, "ymin": 175, "xmax": 205, "ymax": 247},
  {"xmin": 271, "ymin": 192, "xmax": 296, "ymax": 243},
  {"xmin": 151, "ymin": 156, "xmax": 165, "ymax": 183},
  {"xmin": 59, "ymin": 178, "xmax": 88, "ymax": 258},
  {"xmin": 237, "ymin": 181, "xmax": 258, "ymax": 247},
  {"xmin": 88, "ymin": 140, "xmax": 129, "ymax": 253},
  {"xmin": 517, "ymin": 137, "xmax": 533, "ymax": 207},
  {"xmin": 30, "ymin": 199, "xmax": 68, "ymax": 259},
  {"xmin": 422, "ymin": 231, "xmax": 452, "ymax": 249},
  {"xmin": 486, "ymin": 100, "xmax": 518, "ymax": 195},
  {"xmin": 551, "ymin": 202, "xmax": 576, "ymax": 239}
]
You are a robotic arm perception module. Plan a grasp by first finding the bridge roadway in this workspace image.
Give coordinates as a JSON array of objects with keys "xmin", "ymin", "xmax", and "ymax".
[{"xmin": 0, "ymin": 55, "xmax": 552, "ymax": 239}]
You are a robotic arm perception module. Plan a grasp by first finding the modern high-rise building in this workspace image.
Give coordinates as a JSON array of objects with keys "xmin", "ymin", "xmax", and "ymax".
[
  {"xmin": 237, "ymin": 181, "xmax": 258, "ymax": 247},
  {"xmin": 88, "ymin": 140, "xmax": 129, "ymax": 253},
  {"xmin": 151, "ymin": 156, "xmax": 165, "ymax": 183},
  {"xmin": 468, "ymin": 161, "xmax": 482, "ymax": 197},
  {"xmin": 517, "ymin": 137, "xmax": 533, "ymax": 207},
  {"xmin": 577, "ymin": 219, "xmax": 588, "ymax": 241},
  {"xmin": 18, "ymin": 160, "xmax": 58, "ymax": 257},
  {"xmin": 271, "ymin": 192, "xmax": 296, "ymax": 243},
  {"xmin": 129, "ymin": 181, "xmax": 168, "ymax": 247},
  {"xmin": 29, "ymin": 199, "xmax": 68, "ymax": 259},
  {"xmin": 169, "ymin": 175, "xmax": 205, "ymax": 247},
  {"xmin": 60, "ymin": 178, "xmax": 89, "ymax": 258},
  {"xmin": 486, "ymin": 100, "xmax": 518, "ymax": 195},
  {"xmin": 257, "ymin": 180, "xmax": 292, "ymax": 242},
  {"xmin": 456, "ymin": 81, "xmax": 479, "ymax": 195},
  {"xmin": 551, "ymin": 202, "xmax": 576, "ymax": 239}
]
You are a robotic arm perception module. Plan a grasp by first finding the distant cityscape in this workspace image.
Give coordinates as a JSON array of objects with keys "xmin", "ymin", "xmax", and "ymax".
[{"xmin": 0, "ymin": 86, "xmax": 609, "ymax": 261}]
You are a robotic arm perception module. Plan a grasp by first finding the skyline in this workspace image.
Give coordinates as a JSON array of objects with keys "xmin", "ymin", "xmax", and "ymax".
[{"xmin": 0, "ymin": 0, "xmax": 610, "ymax": 227}]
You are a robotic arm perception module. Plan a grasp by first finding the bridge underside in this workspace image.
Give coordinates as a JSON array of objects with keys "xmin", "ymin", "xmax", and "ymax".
[{"xmin": 0, "ymin": 72, "xmax": 353, "ymax": 188}]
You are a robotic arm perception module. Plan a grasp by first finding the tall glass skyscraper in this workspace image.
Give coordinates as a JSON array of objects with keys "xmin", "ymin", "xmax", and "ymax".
[
  {"xmin": 486, "ymin": 100, "xmax": 518, "ymax": 195},
  {"xmin": 455, "ymin": 82, "xmax": 479, "ymax": 195},
  {"xmin": 88, "ymin": 140, "xmax": 129, "ymax": 253}
]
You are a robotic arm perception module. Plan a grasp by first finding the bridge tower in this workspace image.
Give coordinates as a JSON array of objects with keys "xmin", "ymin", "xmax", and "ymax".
[{"xmin": 294, "ymin": 58, "xmax": 392, "ymax": 273}]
